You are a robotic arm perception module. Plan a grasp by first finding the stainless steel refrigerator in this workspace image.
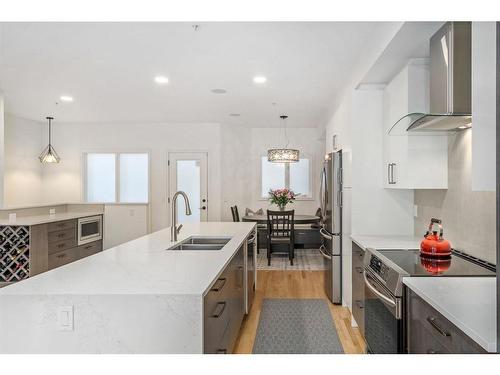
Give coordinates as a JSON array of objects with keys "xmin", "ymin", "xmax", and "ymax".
[{"xmin": 319, "ymin": 150, "xmax": 342, "ymax": 304}]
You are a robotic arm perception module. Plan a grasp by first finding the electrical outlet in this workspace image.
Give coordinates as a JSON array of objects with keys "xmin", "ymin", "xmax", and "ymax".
[
  {"xmin": 49, "ymin": 208, "xmax": 56, "ymax": 215},
  {"xmin": 8, "ymin": 213, "xmax": 16, "ymax": 222},
  {"xmin": 413, "ymin": 205, "xmax": 418, "ymax": 218},
  {"xmin": 57, "ymin": 305, "xmax": 74, "ymax": 331},
  {"xmin": 129, "ymin": 209, "xmax": 135, "ymax": 217}
]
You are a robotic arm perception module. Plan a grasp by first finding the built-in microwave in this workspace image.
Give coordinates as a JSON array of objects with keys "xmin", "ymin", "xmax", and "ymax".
[{"xmin": 78, "ymin": 215, "xmax": 103, "ymax": 245}]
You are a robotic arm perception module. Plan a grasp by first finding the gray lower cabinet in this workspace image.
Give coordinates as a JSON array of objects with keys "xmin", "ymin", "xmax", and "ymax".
[
  {"xmin": 203, "ymin": 245, "xmax": 245, "ymax": 354},
  {"xmin": 351, "ymin": 241, "xmax": 365, "ymax": 336},
  {"xmin": 35, "ymin": 218, "xmax": 102, "ymax": 271},
  {"xmin": 407, "ymin": 288, "xmax": 486, "ymax": 354}
]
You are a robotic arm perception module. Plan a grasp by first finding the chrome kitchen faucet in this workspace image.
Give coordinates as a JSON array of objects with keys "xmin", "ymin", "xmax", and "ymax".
[{"xmin": 171, "ymin": 191, "xmax": 192, "ymax": 242}]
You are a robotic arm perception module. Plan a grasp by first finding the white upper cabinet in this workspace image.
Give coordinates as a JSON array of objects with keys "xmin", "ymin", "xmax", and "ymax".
[
  {"xmin": 382, "ymin": 61, "xmax": 448, "ymax": 189},
  {"xmin": 471, "ymin": 22, "xmax": 496, "ymax": 192}
]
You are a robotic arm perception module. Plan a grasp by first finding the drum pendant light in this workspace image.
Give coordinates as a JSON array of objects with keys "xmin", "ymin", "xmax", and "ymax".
[
  {"xmin": 267, "ymin": 115, "xmax": 299, "ymax": 163},
  {"xmin": 38, "ymin": 116, "xmax": 61, "ymax": 163}
]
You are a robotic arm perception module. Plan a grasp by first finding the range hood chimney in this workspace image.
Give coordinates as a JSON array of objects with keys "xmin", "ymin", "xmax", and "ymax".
[{"xmin": 392, "ymin": 22, "xmax": 472, "ymax": 134}]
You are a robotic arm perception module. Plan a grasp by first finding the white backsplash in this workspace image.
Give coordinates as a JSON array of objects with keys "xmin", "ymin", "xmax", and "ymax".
[{"xmin": 414, "ymin": 130, "xmax": 496, "ymax": 264}]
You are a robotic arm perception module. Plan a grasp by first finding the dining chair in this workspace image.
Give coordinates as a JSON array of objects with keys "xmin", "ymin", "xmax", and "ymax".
[
  {"xmin": 266, "ymin": 209, "xmax": 295, "ymax": 266},
  {"xmin": 230, "ymin": 205, "xmax": 240, "ymax": 222}
]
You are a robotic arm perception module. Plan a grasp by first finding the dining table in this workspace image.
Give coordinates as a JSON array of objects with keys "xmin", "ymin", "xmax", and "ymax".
[{"xmin": 241, "ymin": 214, "xmax": 320, "ymax": 224}]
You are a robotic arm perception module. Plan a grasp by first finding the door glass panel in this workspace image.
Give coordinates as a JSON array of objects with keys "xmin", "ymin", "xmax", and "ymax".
[{"xmin": 176, "ymin": 160, "xmax": 201, "ymax": 223}]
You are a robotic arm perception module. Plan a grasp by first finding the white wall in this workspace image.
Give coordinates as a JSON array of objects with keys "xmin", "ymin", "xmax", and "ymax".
[
  {"xmin": 40, "ymin": 121, "xmax": 222, "ymax": 232},
  {"xmin": 3, "ymin": 114, "xmax": 44, "ymax": 206},
  {"xmin": 0, "ymin": 93, "xmax": 4, "ymax": 207},
  {"xmin": 104, "ymin": 204, "xmax": 149, "ymax": 249}
]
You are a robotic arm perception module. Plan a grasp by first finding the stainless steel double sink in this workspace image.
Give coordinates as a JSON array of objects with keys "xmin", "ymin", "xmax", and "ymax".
[{"xmin": 168, "ymin": 236, "xmax": 232, "ymax": 251}]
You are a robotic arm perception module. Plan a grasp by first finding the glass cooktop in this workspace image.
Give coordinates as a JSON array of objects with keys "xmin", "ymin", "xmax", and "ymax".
[{"xmin": 377, "ymin": 249, "xmax": 496, "ymax": 277}]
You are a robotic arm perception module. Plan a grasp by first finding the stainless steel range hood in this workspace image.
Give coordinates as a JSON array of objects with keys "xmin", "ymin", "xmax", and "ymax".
[{"xmin": 390, "ymin": 22, "xmax": 472, "ymax": 135}]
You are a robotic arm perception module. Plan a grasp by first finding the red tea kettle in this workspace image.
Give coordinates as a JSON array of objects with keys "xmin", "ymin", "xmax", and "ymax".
[{"xmin": 420, "ymin": 218, "xmax": 452, "ymax": 257}]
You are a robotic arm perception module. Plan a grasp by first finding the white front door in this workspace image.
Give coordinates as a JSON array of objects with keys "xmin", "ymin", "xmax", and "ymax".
[{"xmin": 168, "ymin": 152, "xmax": 208, "ymax": 223}]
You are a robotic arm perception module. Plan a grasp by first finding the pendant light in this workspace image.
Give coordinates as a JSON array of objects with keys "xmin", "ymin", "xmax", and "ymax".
[
  {"xmin": 39, "ymin": 116, "xmax": 60, "ymax": 163},
  {"xmin": 267, "ymin": 115, "xmax": 299, "ymax": 163}
]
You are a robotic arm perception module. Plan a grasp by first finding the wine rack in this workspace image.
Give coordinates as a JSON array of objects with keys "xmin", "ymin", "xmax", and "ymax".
[{"xmin": 0, "ymin": 225, "xmax": 30, "ymax": 284}]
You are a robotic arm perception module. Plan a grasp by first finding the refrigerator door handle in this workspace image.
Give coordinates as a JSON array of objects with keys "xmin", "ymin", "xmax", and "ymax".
[
  {"xmin": 319, "ymin": 227, "xmax": 333, "ymax": 240},
  {"xmin": 337, "ymin": 191, "xmax": 343, "ymax": 208},
  {"xmin": 319, "ymin": 245, "xmax": 332, "ymax": 260}
]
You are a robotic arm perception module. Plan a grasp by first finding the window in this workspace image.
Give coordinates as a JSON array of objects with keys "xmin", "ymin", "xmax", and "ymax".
[
  {"xmin": 84, "ymin": 152, "xmax": 149, "ymax": 203},
  {"xmin": 260, "ymin": 156, "xmax": 312, "ymax": 199}
]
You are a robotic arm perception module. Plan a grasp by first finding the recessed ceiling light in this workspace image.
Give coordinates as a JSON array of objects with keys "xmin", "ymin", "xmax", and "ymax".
[
  {"xmin": 154, "ymin": 76, "xmax": 169, "ymax": 84},
  {"xmin": 60, "ymin": 95, "xmax": 73, "ymax": 102},
  {"xmin": 211, "ymin": 88, "xmax": 227, "ymax": 94},
  {"xmin": 253, "ymin": 76, "xmax": 267, "ymax": 84}
]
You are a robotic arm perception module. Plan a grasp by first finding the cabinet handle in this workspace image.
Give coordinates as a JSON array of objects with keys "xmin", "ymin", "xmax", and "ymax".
[
  {"xmin": 58, "ymin": 243, "xmax": 65, "ymax": 248},
  {"xmin": 84, "ymin": 245, "xmax": 93, "ymax": 250},
  {"xmin": 211, "ymin": 278, "xmax": 227, "ymax": 292},
  {"xmin": 57, "ymin": 234, "xmax": 65, "ymax": 238},
  {"xmin": 388, "ymin": 163, "xmax": 396, "ymax": 184},
  {"xmin": 427, "ymin": 349, "xmax": 441, "ymax": 354},
  {"xmin": 427, "ymin": 316, "xmax": 451, "ymax": 337},
  {"xmin": 212, "ymin": 302, "xmax": 227, "ymax": 318},
  {"xmin": 57, "ymin": 254, "xmax": 66, "ymax": 259},
  {"xmin": 216, "ymin": 349, "xmax": 227, "ymax": 354}
]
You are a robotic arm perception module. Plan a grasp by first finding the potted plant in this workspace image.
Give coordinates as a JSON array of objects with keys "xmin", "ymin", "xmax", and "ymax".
[{"xmin": 268, "ymin": 188, "xmax": 297, "ymax": 211}]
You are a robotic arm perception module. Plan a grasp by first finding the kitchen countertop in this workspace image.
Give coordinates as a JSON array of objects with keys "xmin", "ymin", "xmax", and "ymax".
[
  {"xmin": 0, "ymin": 211, "xmax": 104, "ymax": 226},
  {"xmin": 0, "ymin": 222, "xmax": 255, "ymax": 296},
  {"xmin": 403, "ymin": 277, "xmax": 497, "ymax": 353},
  {"xmin": 351, "ymin": 234, "xmax": 421, "ymax": 251}
]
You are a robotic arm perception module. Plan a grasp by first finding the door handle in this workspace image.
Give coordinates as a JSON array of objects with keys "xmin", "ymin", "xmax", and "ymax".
[
  {"xmin": 199, "ymin": 206, "xmax": 206, "ymax": 210},
  {"xmin": 318, "ymin": 245, "xmax": 332, "ymax": 260}
]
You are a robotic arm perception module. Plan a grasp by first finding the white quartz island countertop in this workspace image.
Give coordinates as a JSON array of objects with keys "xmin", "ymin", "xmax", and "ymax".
[
  {"xmin": 351, "ymin": 234, "xmax": 421, "ymax": 250},
  {"xmin": 0, "ymin": 221, "xmax": 255, "ymax": 296},
  {"xmin": 403, "ymin": 277, "xmax": 497, "ymax": 353},
  {"xmin": 0, "ymin": 222, "xmax": 255, "ymax": 353}
]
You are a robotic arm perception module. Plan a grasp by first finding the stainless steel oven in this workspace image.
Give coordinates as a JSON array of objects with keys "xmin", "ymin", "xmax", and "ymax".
[
  {"xmin": 78, "ymin": 215, "xmax": 103, "ymax": 245},
  {"xmin": 363, "ymin": 267, "xmax": 403, "ymax": 353}
]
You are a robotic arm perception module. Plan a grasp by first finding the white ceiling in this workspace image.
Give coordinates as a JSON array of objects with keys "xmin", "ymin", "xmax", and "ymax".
[{"xmin": 0, "ymin": 22, "xmax": 399, "ymax": 127}]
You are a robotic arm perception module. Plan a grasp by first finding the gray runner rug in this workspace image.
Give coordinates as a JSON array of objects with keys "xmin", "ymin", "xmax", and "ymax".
[{"xmin": 252, "ymin": 299, "xmax": 344, "ymax": 354}]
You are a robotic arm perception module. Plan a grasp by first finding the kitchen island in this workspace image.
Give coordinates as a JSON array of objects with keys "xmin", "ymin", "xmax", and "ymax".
[{"xmin": 0, "ymin": 222, "xmax": 256, "ymax": 354}]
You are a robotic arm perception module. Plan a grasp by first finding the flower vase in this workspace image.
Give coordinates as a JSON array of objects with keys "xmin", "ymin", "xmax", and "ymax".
[{"xmin": 279, "ymin": 205, "xmax": 285, "ymax": 211}]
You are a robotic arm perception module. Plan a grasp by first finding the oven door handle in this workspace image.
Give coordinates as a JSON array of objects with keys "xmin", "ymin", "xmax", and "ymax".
[
  {"xmin": 363, "ymin": 271, "xmax": 396, "ymax": 308},
  {"xmin": 318, "ymin": 245, "xmax": 332, "ymax": 260}
]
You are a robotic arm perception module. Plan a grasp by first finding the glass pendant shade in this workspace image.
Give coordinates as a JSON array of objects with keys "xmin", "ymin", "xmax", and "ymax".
[
  {"xmin": 39, "ymin": 117, "xmax": 61, "ymax": 163},
  {"xmin": 267, "ymin": 148, "xmax": 299, "ymax": 163},
  {"xmin": 267, "ymin": 114, "xmax": 300, "ymax": 163}
]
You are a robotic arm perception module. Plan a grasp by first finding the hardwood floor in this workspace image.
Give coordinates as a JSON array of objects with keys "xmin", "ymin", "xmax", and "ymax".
[{"xmin": 233, "ymin": 270, "xmax": 366, "ymax": 354}]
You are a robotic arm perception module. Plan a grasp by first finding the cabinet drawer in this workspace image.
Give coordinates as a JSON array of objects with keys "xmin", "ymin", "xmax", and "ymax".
[
  {"xmin": 48, "ymin": 248, "xmax": 78, "ymax": 269},
  {"xmin": 407, "ymin": 289, "xmax": 486, "ymax": 354},
  {"xmin": 77, "ymin": 240, "xmax": 102, "ymax": 258},
  {"xmin": 47, "ymin": 219, "xmax": 76, "ymax": 233},
  {"xmin": 48, "ymin": 237, "xmax": 77, "ymax": 255},
  {"xmin": 48, "ymin": 228, "xmax": 76, "ymax": 244}
]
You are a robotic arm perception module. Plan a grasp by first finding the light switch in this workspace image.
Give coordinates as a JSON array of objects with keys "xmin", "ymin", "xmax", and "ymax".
[
  {"xmin": 58, "ymin": 305, "xmax": 74, "ymax": 331},
  {"xmin": 129, "ymin": 209, "xmax": 135, "ymax": 216},
  {"xmin": 413, "ymin": 205, "xmax": 418, "ymax": 218}
]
